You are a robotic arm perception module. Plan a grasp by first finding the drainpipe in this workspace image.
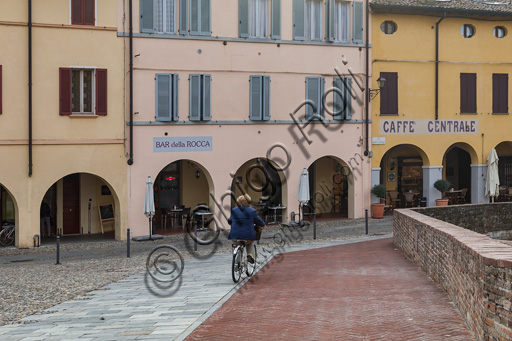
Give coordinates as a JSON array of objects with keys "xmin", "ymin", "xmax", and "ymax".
[
  {"xmin": 364, "ymin": 0, "xmax": 370, "ymax": 157},
  {"xmin": 28, "ymin": 0, "xmax": 33, "ymax": 176},
  {"xmin": 127, "ymin": 0, "xmax": 134, "ymax": 166},
  {"xmin": 435, "ymin": 12, "xmax": 446, "ymax": 121}
]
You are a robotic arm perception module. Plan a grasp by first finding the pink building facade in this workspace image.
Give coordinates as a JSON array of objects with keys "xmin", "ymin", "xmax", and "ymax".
[{"xmin": 119, "ymin": 0, "xmax": 372, "ymax": 236}]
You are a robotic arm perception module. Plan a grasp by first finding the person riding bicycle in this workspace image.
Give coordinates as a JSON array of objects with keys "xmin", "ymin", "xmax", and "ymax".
[{"xmin": 228, "ymin": 194, "xmax": 265, "ymax": 264}]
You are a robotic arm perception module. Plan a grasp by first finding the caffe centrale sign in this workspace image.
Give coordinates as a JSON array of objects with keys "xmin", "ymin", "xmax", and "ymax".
[
  {"xmin": 153, "ymin": 136, "xmax": 212, "ymax": 152},
  {"xmin": 380, "ymin": 119, "xmax": 479, "ymax": 135}
]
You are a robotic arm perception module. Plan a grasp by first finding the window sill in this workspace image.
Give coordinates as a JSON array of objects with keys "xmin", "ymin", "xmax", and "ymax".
[
  {"xmin": 492, "ymin": 112, "xmax": 510, "ymax": 115},
  {"xmin": 379, "ymin": 113, "xmax": 399, "ymax": 116},
  {"xmin": 460, "ymin": 112, "xmax": 478, "ymax": 115},
  {"xmin": 69, "ymin": 114, "xmax": 99, "ymax": 118}
]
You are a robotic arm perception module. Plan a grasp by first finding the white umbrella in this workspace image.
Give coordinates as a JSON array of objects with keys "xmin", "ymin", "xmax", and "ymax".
[
  {"xmin": 144, "ymin": 176, "xmax": 155, "ymax": 238},
  {"xmin": 485, "ymin": 148, "xmax": 500, "ymax": 203},
  {"xmin": 297, "ymin": 168, "xmax": 310, "ymax": 222}
]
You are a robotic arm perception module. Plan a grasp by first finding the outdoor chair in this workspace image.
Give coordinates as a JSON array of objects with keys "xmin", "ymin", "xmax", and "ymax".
[
  {"xmin": 404, "ymin": 192, "xmax": 415, "ymax": 208},
  {"xmin": 388, "ymin": 191, "xmax": 400, "ymax": 209},
  {"xmin": 457, "ymin": 188, "xmax": 467, "ymax": 204}
]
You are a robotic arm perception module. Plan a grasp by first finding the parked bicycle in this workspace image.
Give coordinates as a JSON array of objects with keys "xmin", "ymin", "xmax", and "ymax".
[
  {"xmin": 0, "ymin": 224, "xmax": 15, "ymax": 247},
  {"xmin": 231, "ymin": 240, "xmax": 257, "ymax": 283}
]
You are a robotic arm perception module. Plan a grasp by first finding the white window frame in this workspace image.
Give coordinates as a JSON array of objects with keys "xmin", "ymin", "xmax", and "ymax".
[
  {"xmin": 71, "ymin": 67, "xmax": 96, "ymax": 115},
  {"xmin": 306, "ymin": 0, "xmax": 322, "ymax": 41},
  {"xmin": 334, "ymin": 1, "xmax": 350, "ymax": 42},
  {"xmin": 156, "ymin": 0, "xmax": 177, "ymax": 34},
  {"xmin": 249, "ymin": 0, "xmax": 268, "ymax": 38}
]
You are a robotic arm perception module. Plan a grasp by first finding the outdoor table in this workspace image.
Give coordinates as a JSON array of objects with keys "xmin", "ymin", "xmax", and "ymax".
[
  {"xmin": 168, "ymin": 208, "xmax": 183, "ymax": 228},
  {"xmin": 268, "ymin": 206, "xmax": 286, "ymax": 225},
  {"xmin": 195, "ymin": 211, "xmax": 213, "ymax": 231},
  {"xmin": 444, "ymin": 190, "xmax": 461, "ymax": 205}
]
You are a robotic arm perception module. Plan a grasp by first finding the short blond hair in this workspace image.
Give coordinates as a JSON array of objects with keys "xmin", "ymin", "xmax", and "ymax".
[{"xmin": 236, "ymin": 194, "xmax": 251, "ymax": 206}]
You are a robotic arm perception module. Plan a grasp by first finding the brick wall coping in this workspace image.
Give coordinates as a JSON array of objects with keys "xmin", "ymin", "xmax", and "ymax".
[{"xmin": 401, "ymin": 209, "xmax": 512, "ymax": 268}]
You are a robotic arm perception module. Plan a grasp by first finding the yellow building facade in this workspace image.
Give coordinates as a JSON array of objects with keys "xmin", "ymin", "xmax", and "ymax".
[
  {"xmin": 370, "ymin": 1, "xmax": 512, "ymax": 207},
  {"xmin": 0, "ymin": 0, "xmax": 127, "ymax": 247}
]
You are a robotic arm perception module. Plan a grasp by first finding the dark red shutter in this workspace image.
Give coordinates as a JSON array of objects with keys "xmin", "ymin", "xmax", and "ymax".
[
  {"xmin": 84, "ymin": 0, "xmax": 95, "ymax": 25},
  {"xmin": 71, "ymin": 0, "xmax": 82, "ymax": 24},
  {"xmin": 501, "ymin": 74, "xmax": 508, "ymax": 113},
  {"xmin": 380, "ymin": 72, "xmax": 398, "ymax": 115},
  {"xmin": 0, "ymin": 65, "xmax": 2, "ymax": 115},
  {"xmin": 460, "ymin": 73, "xmax": 476, "ymax": 113},
  {"xmin": 96, "ymin": 69, "xmax": 107, "ymax": 115},
  {"xmin": 493, "ymin": 74, "xmax": 508, "ymax": 113},
  {"xmin": 59, "ymin": 68, "xmax": 72, "ymax": 115}
]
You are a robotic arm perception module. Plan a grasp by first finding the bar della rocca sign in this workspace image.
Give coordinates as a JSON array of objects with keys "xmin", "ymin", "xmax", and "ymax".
[
  {"xmin": 153, "ymin": 136, "xmax": 213, "ymax": 152},
  {"xmin": 380, "ymin": 119, "xmax": 478, "ymax": 135}
]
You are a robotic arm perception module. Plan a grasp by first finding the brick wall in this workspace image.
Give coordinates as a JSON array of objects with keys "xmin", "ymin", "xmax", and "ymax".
[{"xmin": 394, "ymin": 207, "xmax": 512, "ymax": 340}]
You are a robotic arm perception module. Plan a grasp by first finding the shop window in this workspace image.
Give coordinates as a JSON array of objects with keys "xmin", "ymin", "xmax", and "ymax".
[
  {"xmin": 189, "ymin": 74, "xmax": 211, "ymax": 121},
  {"xmin": 305, "ymin": 76, "xmax": 325, "ymax": 120},
  {"xmin": 460, "ymin": 73, "xmax": 476, "ymax": 114},
  {"xmin": 332, "ymin": 77, "xmax": 353, "ymax": 120},
  {"xmin": 461, "ymin": 24, "xmax": 475, "ymax": 38},
  {"xmin": 494, "ymin": 26, "xmax": 507, "ymax": 38},
  {"xmin": 156, "ymin": 74, "xmax": 179, "ymax": 121},
  {"xmin": 379, "ymin": 72, "xmax": 398, "ymax": 115},
  {"xmin": 380, "ymin": 21, "xmax": 397, "ymax": 34},
  {"xmin": 71, "ymin": 0, "xmax": 95, "ymax": 25},
  {"xmin": 59, "ymin": 68, "xmax": 107, "ymax": 116},
  {"xmin": 249, "ymin": 75, "xmax": 271, "ymax": 121},
  {"xmin": 493, "ymin": 73, "xmax": 508, "ymax": 114}
]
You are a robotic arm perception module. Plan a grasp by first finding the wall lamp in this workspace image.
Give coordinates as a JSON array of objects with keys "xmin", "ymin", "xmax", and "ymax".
[{"xmin": 369, "ymin": 77, "xmax": 386, "ymax": 101}]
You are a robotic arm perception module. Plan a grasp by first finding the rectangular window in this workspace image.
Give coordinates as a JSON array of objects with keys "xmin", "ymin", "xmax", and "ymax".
[
  {"xmin": 250, "ymin": 75, "xmax": 271, "ymax": 120},
  {"xmin": 380, "ymin": 72, "xmax": 398, "ymax": 115},
  {"xmin": 189, "ymin": 74, "xmax": 211, "ymax": 121},
  {"xmin": 305, "ymin": 0, "xmax": 322, "ymax": 41},
  {"xmin": 334, "ymin": 1, "xmax": 349, "ymax": 42},
  {"xmin": 493, "ymin": 73, "xmax": 508, "ymax": 114},
  {"xmin": 249, "ymin": 0, "xmax": 268, "ymax": 38},
  {"xmin": 352, "ymin": 1, "xmax": 363, "ymax": 43},
  {"xmin": 460, "ymin": 73, "xmax": 476, "ymax": 114},
  {"xmin": 333, "ymin": 77, "xmax": 353, "ymax": 120},
  {"xmin": 305, "ymin": 77, "xmax": 325, "ymax": 120},
  {"xmin": 59, "ymin": 68, "xmax": 107, "ymax": 116},
  {"xmin": 239, "ymin": 0, "xmax": 280, "ymax": 39},
  {"xmin": 156, "ymin": 74, "xmax": 179, "ymax": 121},
  {"xmin": 189, "ymin": 0, "xmax": 211, "ymax": 36},
  {"xmin": 142, "ymin": 0, "xmax": 210, "ymax": 35},
  {"xmin": 72, "ymin": 0, "xmax": 95, "ymax": 25},
  {"xmin": 156, "ymin": 0, "xmax": 176, "ymax": 34}
]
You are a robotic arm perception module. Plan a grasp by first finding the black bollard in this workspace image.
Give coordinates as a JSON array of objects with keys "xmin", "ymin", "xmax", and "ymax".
[
  {"xmin": 365, "ymin": 209, "xmax": 368, "ymax": 235},
  {"xmin": 313, "ymin": 212, "xmax": 317, "ymax": 240},
  {"xmin": 56, "ymin": 236, "xmax": 60, "ymax": 265},
  {"xmin": 127, "ymin": 228, "xmax": 131, "ymax": 258},
  {"xmin": 194, "ymin": 220, "xmax": 198, "ymax": 251}
]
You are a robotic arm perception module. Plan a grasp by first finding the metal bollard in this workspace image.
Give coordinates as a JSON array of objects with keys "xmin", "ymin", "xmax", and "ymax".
[
  {"xmin": 33, "ymin": 234, "xmax": 40, "ymax": 248},
  {"xmin": 56, "ymin": 236, "xmax": 60, "ymax": 265},
  {"xmin": 365, "ymin": 209, "xmax": 368, "ymax": 235},
  {"xmin": 194, "ymin": 220, "xmax": 198, "ymax": 251},
  {"xmin": 313, "ymin": 212, "xmax": 317, "ymax": 240},
  {"xmin": 127, "ymin": 228, "xmax": 131, "ymax": 258}
]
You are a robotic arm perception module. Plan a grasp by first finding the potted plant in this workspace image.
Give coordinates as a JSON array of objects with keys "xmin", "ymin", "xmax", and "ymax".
[
  {"xmin": 434, "ymin": 179, "xmax": 451, "ymax": 206},
  {"xmin": 371, "ymin": 184, "xmax": 387, "ymax": 218}
]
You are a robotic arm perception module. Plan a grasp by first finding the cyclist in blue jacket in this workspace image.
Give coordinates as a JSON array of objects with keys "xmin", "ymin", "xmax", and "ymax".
[{"xmin": 228, "ymin": 194, "xmax": 266, "ymax": 264}]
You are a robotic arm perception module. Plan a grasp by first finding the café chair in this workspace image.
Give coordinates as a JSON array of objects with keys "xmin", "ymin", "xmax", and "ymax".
[{"xmin": 457, "ymin": 188, "xmax": 468, "ymax": 204}]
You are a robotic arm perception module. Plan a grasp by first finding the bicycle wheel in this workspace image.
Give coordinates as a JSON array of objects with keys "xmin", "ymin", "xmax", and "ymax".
[
  {"xmin": 232, "ymin": 246, "xmax": 243, "ymax": 283},
  {"xmin": 246, "ymin": 244, "xmax": 257, "ymax": 277},
  {"xmin": 4, "ymin": 230, "xmax": 14, "ymax": 246},
  {"xmin": 0, "ymin": 228, "xmax": 10, "ymax": 247}
]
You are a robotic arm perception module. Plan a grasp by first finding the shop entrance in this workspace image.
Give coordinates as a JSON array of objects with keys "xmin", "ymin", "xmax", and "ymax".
[
  {"xmin": 494, "ymin": 142, "xmax": 512, "ymax": 201},
  {"xmin": 0, "ymin": 185, "xmax": 16, "ymax": 245},
  {"xmin": 444, "ymin": 147, "xmax": 471, "ymax": 204}
]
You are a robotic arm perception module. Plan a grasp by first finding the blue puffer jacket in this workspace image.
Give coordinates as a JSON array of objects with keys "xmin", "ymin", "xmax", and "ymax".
[{"xmin": 228, "ymin": 206, "xmax": 265, "ymax": 240}]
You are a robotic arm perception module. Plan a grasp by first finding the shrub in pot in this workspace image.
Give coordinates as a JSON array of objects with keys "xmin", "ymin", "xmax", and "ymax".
[
  {"xmin": 371, "ymin": 184, "xmax": 387, "ymax": 218},
  {"xmin": 433, "ymin": 179, "xmax": 451, "ymax": 206}
]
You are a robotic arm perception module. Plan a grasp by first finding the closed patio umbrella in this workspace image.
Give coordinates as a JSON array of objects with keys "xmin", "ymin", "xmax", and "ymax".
[
  {"xmin": 144, "ymin": 176, "xmax": 156, "ymax": 239},
  {"xmin": 297, "ymin": 168, "xmax": 310, "ymax": 222},
  {"xmin": 485, "ymin": 148, "xmax": 500, "ymax": 203}
]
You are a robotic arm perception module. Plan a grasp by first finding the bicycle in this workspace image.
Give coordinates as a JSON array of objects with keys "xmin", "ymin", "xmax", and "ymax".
[
  {"xmin": 0, "ymin": 224, "xmax": 15, "ymax": 247},
  {"xmin": 231, "ymin": 240, "xmax": 257, "ymax": 283}
]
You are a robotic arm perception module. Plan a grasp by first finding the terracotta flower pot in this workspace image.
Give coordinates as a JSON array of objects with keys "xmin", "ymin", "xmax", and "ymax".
[
  {"xmin": 435, "ymin": 199, "xmax": 449, "ymax": 206},
  {"xmin": 371, "ymin": 203, "xmax": 385, "ymax": 219}
]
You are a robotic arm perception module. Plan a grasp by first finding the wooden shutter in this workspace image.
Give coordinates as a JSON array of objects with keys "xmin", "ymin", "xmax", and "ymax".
[
  {"xmin": 96, "ymin": 69, "xmax": 107, "ymax": 115},
  {"xmin": 156, "ymin": 74, "xmax": 171, "ymax": 121},
  {"xmin": 293, "ymin": 0, "xmax": 305, "ymax": 41},
  {"xmin": 71, "ymin": 0, "xmax": 82, "ymax": 24},
  {"xmin": 306, "ymin": 77, "xmax": 323, "ymax": 120},
  {"xmin": 250, "ymin": 76, "xmax": 262, "ymax": 120},
  {"xmin": 59, "ymin": 68, "xmax": 72, "ymax": 115},
  {"xmin": 352, "ymin": 1, "xmax": 363, "ymax": 43},
  {"xmin": 179, "ymin": 0, "xmax": 187, "ymax": 34},
  {"xmin": 190, "ymin": 0, "xmax": 200, "ymax": 35},
  {"xmin": 239, "ymin": 0, "xmax": 249, "ymax": 38},
  {"xmin": 333, "ymin": 77, "xmax": 344, "ymax": 120},
  {"xmin": 326, "ymin": 0, "xmax": 335, "ymax": 42},
  {"xmin": 271, "ymin": 0, "xmax": 281, "ymax": 40},
  {"xmin": 189, "ymin": 74, "xmax": 201, "ymax": 121},
  {"xmin": 263, "ymin": 76, "xmax": 271, "ymax": 120},
  {"xmin": 141, "ymin": 0, "xmax": 154, "ymax": 33},
  {"xmin": 84, "ymin": 0, "xmax": 95, "ymax": 25},
  {"xmin": 345, "ymin": 78, "xmax": 352, "ymax": 120},
  {"xmin": 0, "ymin": 65, "xmax": 2, "ymax": 115},
  {"xmin": 203, "ymin": 74, "xmax": 211, "ymax": 120},
  {"xmin": 380, "ymin": 72, "xmax": 398, "ymax": 115},
  {"xmin": 460, "ymin": 73, "xmax": 476, "ymax": 113},
  {"xmin": 200, "ymin": 0, "xmax": 210, "ymax": 35},
  {"xmin": 172, "ymin": 74, "xmax": 179, "ymax": 120},
  {"xmin": 493, "ymin": 74, "xmax": 509, "ymax": 113}
]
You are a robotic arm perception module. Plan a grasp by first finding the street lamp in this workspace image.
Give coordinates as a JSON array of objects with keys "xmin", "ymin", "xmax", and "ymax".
[{"xmin": 369, "ymin": 77, "xmax": 386, "ymax": 101}]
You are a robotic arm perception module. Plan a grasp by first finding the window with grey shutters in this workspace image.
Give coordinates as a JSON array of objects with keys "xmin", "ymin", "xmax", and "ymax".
[
  {"xmin": 352, "ymin": 1, "xmax": 363, "ymax": 43},
  {"xmin": 333, "ymin": 77, "xmax": 352, "ymax": 120},
  {"xmin": 306, "ymin": 77, "xmax": 325, "ymax": 120},
  {"xmin": 156, "ymin": 74, "xmax": 179, "ymax": 121},
  {"xmin": 293, "ymin": 0, "xmax": 305, "ymax": 40},
  {"xmin": 140, "ymin": 0, "xmax": 176, "ymax": 34},
  {"xmin": 250, "ymin": 75, "xmax": 271, "ymax": 120},
  {"xmin": 189, "ymin": 0, "xmax": 211, "ymax": 36},
  {"xmin": 239, "ymin": 0, "xmax": 280, "ymax": 39},
  {"xmin": 271, "ymin": 0, "xmax": 281, "ymax": 39},
  {"xmin": 189, "ymin": 74, "xmax": 211, "ymax": 121}
]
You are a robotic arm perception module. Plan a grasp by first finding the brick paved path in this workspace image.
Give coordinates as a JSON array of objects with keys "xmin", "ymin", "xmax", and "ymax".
[{"xmin": 188, "ymin": 238, "xmax": 473, "ymax": 340}]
